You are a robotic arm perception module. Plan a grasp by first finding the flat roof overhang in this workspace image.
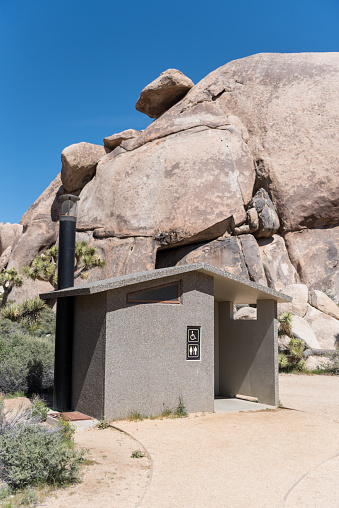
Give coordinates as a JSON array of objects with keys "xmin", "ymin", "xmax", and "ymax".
[{"xmin": 40, "ymin": 263, "xmax": 291, "ymax": 304}]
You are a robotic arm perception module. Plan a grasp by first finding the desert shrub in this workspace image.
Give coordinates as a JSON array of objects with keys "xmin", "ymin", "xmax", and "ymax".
[
  {"xmin": 279, "ymin": 338, "xmax": 305, "ymax": 372},
  {"xmin": 0, "ymin": 319, "xmax": 54, "ymax": 394},
  {"xmin": 33, "ymin": 307, "xmax": 56, "ymax": 340},
  {"xmin": 319, "ymin": 351, "xmax": 339, "ymax": 375},
  {"xmin": 0, "ymin": 403, "xmax": 84, "ymax": 491},
  {"xmin": 56, "ymin": 416, "xmax": 76, "ymax": 448},
  {"xmin": 30, "ymin": 395, "xmax": 49, "ymax": 422},
  {"xmin": 1, "ymin": 297, "xmax": 47, "ymax": 334},
  {"xmin": 174, "ymin": 396, "xmax": 188, "ymax": 417},
  {"xmin": 278, "ymin": 312, "xmax": 293, "ymax": 338}
]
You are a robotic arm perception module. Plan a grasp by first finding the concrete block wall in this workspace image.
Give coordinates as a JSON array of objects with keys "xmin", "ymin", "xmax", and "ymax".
[
  {"xmin": 218, "ymin": 300, "xmax": 278, "ymax": 406},
  {"xmin": 72, "ymin": 292, "xmax": 107, "ymax": 419},
  {"xmin": 104, "ymin": 271, "xmax": 215, "ymax": 419}
]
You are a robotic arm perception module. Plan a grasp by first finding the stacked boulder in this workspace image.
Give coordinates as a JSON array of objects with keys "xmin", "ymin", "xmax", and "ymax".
[{"xmin": 1, "ymin": 54, "xmax": 339, "ymax": 356}]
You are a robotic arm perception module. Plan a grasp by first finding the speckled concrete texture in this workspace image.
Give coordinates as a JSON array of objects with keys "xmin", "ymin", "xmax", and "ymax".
[
  {"xmin": 104, "ymin": 271, "xmax": 215, "ymax": 419},
  {"xmin": 41, "ymin": 262, "xmax": 291, "ymax": 303},
  {"xmin": 219, "ymin": 299, "xmax": 278, "ymax": 405},
  {"xmin": 59, "ymin": 264, "xmax": 288, "ymax": 420},
  {"xmin": 72, "ymin": 292, "xmax": 107, "ymax": 419}
]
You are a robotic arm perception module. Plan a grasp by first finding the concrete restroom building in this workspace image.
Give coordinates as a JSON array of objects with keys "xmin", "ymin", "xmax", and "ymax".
[{"xmin": 41, "ymin": 263, "xmax": 291, "ymax": 420}]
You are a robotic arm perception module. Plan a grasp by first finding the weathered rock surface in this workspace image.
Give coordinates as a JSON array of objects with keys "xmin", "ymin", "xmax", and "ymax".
[
  {"xmin": 308, "ymin": 289, "xmax": 339, "ymax": 320},
  {"xmin": 61, "ymin": 142, "xmax": 108, "ymax": 193},
  {"xmin": 246, "ymin": 208, "xmax": 259, "ymax": 233},
  {"xmin": 4, "ymin": 52, "xmax": 339, "ymax": 308},
  {"xmin": 304, "ymin": 304, "xmax": 339, "ymax": 349},
  {"xmin": 278, "ymin": 284, "xmax": 309, "ymax": 317},
  {"xmin": 234, "ymin": 306, "xmax": 257, "ymax": 320},
  {"xmin": 182, "ymin": 52, "xmax": 339, "ymax": 232},
  {"xmin": 156, "ymin": 237, "xmax": 248, "ymax": 279},
  {"xmin": 304, "ymin": 356, "xmax": 331, "ymax": 371},
  {"xmin": 135, "ymin": 69, "xmax": 194, "ymax": 118},
  {"xmin": 248, "ymin": 189, "xmax": 280, "ymax": 238},
  {"xmin": 86, "ymin": 237, "xmax": 158, "ymax": 281},
  {"xmin": 238, "ymin": 235, "xmax": 267, "ymax": 286},
  {"xmin": 156, "ymin": 236, "xmax": 267, "ymax": 286},
  {"xmin": 284, "ymin": 227, "xmax": 339, "ymax": 303},
  {"xmin": 9, "ymin": 278, "xmax": 54, "ymax": 306},
  {"xmin": 103, "ymin": 129, "xmax": 140, "ymax": 150},
  {"xmin": 0, "ymin": 246, "xmax": 11, "ymax": 272},
  {"xmin": 77, "ymin": 126, "xmax": 255, "ymax": 245},
  {"xmin": 8, "ymin": 174, "xmax": 65, "ymax": 270},
  {"xmin": 123, "ymin": 102, "xmax": 232, "ymax": 152},
  {"xmin": 258, "ymin": 235, "xmax": 298, "ymax": 290},
  {"xmin": 290, "ymin": 314, "xmax": 320, "ymax": 349},
  {"xmin": 0, "ymin": 223, "xmax": 23, "ymax": 256}
]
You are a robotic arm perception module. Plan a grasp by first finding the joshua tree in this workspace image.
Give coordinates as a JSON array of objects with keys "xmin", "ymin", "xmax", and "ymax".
[
  {"xmin": 278, "ymin": 312, "xmax": 305, "ymax": 371},
  {"xmin": 0, "ymin": 268, "xmax": 23, "ymax": 308},
  {"xmin": 22, "ymin": 241, "xmax": 105, "ymax": 289}
]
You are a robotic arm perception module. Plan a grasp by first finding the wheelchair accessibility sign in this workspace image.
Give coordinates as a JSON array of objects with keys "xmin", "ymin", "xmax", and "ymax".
[{"xmin": 187, "ymin": 326, "xmax": 201, "ymax": 360}]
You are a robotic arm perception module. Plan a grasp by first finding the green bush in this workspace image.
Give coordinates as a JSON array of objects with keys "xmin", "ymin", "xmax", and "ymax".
[
  {"xmin": 0, "ymin": 404, "xmax": 84, "ymax": 491},
  {"xmin": 174, "ymin": 396, "xmax": 188, "ymax": 417},
  {"xmin": 278, "ymin": 312, "xmax": 293, "ymax": 338},
  {"xmin": 0, "ymin": 319, "xmax": 54, "ymax": 394},
  {"xmin": 279, "ymin": 338, "xmax": 305, "ymax": 372},
  {"xmin": 30, "ymin": 396, "xmax": 49, "ymax": 422}
]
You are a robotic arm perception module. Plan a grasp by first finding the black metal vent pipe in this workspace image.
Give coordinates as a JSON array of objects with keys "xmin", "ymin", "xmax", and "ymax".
[{"xmin": 53, "ymin": 195, "xmax": 79, "ymax": 412}]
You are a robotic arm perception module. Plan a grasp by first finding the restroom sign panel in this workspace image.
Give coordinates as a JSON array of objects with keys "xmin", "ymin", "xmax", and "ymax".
[{"xmin": 187, "ymin": 326, "xmax": 201, "ymax": 360}]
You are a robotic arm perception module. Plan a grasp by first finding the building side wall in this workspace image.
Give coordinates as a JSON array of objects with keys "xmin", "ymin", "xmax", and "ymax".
[
  {"xmin": 72, "ymin": 292, "xmax": 106, "ymax": 419},
  {"xmin": 104, "ymin": 272, "xmax": 215, "ymax": 419},
  {"xmin": 219, "ymin": 300, "xmax": 278, "ymax": 406}
]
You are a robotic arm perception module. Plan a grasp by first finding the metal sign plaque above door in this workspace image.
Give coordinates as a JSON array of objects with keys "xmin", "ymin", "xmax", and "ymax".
[{"xmin": 187, "ymin": 326, "xmax": 201, "ymax": 360}]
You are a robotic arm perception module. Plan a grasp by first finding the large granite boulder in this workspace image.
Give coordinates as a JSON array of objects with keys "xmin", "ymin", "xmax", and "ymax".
[
  {"xmin": 9, "ymin": 278, "xmax": 54, "ymax": 306},
  {"xmin": 247, "ymin": 189, "xmax": 280, "ymax": 238},
  {"xmin": 61, "ymin": 142, "xmax": 108, "ymax": 193},
  {"xmin": 77, "ymin": 123, "xmax": 255, "ymax": 245},
  {"xmin": 234, "ymin": 306, "xmax": 257, "ymax": 320},
  {"xmin": 5, "ymin": 53, "xmax": 339, "ymax": 308},
  {"xmin": 156, "ymin": 237, "xmax": 249, "ymax": 279},
  {"xmin": 284, "ymin": 227, "xmax": 339, "ymax": 302},
  {"xmin": 238, "ymin": 235, "xmax": 267, "ymax": 286},
  {"xmin": 308, "ymin": 289, "xmax": 339, "ymax": 320},
  {"xmin": 135, "ymin": 69, "xmax": 194, "ymax": 118},
  {"xmin": 258, "ymin": 235, "xmax": 298, "ymax": 290},
  {"xmin": 85, "ymin": 236, "xmax": 159, "ymax": 281},
  {"xmin": 8, "ymin": 174, "xmax": 66, "ymax": 270},
  {"xmin": 0, "ymin": 246, "xmax": 11, "ymax": 272},
  {"xmin": 0, "ymin": 223, "xmax": 23, "ymax": 256},
  {"xmin": 289, "ymin": 314, "xmax": 320, "ymax": 349},
  {"xmin": 277, "ymin": 284, "xmax": 309, "ymax": 318},
  {"xmin": 103, "ymin": 129, "xmax": 140, "ymax": 150},
  {"xmin": 156, "ymin": 235, "xmax": 267, "ymax": 286},
  {"xmin": 304, "ymin": 304, "xmax": 339, "ymax": 349},
  {"xmin": 304, "ymin": 356, "xmax": 331, "ymax": 371},
  {"xmin": 182, "ymin": 52, "xmax": 339, "ymax": 232}
]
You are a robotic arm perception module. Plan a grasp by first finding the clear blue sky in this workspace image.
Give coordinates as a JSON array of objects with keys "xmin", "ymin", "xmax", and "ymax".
[{"xmin": 1, "ymin": 0, "xmax": 338, "ymax": 224}]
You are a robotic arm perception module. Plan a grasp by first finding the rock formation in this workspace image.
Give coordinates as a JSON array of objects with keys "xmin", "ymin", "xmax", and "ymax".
[
  {"xmin": 0, "ymin": 222, "xmax": 23, "ymax": 256},
  {"xmin": 103, "ymin": 129, "xmax": 140, "ymax": 150},
  {"xmin": 135, "ymin": 69, "xmax": 194, "ymax": 118},
  {"xmin": 2, "ymin": 53, "xmax": 339, "ymax": 352},
  {"xmin": 61, "ymin": 142, "xmax": 108, "ymax": 193}
]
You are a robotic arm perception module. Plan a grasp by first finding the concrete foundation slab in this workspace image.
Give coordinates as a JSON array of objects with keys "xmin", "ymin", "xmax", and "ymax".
[
  {"xmin": 47, "ymin": 411, "xmax": 99, "ymax": 430},
  {"xmin": 214, "ymin": 397, "xmax": 276, "ymax": 413}
]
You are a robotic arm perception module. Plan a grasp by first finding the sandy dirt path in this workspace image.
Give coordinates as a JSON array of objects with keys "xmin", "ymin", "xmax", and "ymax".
[
  {"xmin": 117, "ymin": 408, "xmax": 339, "ymax": 508},
  {"xmin": 39, "ymin": 426, "xmax": 151, "ymax": 508},
  {"xmin": 4, "ymin": 374, "xmax": 339, "ymax": 507},
  {"xmin": 279, "ymin": 373, "xmax": 339, "ymax": 421}
]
